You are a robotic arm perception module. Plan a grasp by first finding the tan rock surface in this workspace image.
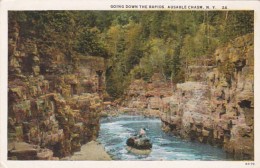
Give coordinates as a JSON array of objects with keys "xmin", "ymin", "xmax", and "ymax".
[{"xmin": 67, "ymin": 141, "xmax": 112, "ymax": 160}]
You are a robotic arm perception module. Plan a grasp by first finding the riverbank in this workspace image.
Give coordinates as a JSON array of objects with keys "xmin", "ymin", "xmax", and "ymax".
[{"xmin": 65, "ymin": 141, "xmax": 112, "ymax": 160}]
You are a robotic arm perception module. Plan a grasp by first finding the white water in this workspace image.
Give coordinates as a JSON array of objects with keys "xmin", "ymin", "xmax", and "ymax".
[{"xmin": 97, "ymin": 115, "xmax": 233, "ymax": 161}]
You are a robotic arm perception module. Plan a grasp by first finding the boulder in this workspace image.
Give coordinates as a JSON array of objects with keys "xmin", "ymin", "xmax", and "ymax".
[
  {"xmin": 37, "ymin": 149, "xmax": 54, "ymax": 160},
  {"xmin": 9, "ymin": 142, "xmax": 38, "ymax": 160}
]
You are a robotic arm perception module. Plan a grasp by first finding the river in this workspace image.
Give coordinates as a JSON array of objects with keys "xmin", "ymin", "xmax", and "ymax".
[{"xmin": 97, "ymin": 115, "xmax": 233, "ymax": 161}]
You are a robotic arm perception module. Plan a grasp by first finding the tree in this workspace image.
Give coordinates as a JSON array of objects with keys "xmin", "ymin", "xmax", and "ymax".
[{"xmin": 10, "ymin": 11, "xmax": 254, "ymax": 98}]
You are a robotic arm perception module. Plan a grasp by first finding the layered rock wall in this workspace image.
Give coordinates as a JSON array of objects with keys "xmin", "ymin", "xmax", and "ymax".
[
  {"xmin": 121, "ymin": 73, "xmax": 172, "ymax": 117},
  {"xmin": 8, "ymin": 21, "xmax": 104, "ymax": 160},
  {"xmin": 161, "ymin": 34, "xmax": 254, "ymax": 160}
]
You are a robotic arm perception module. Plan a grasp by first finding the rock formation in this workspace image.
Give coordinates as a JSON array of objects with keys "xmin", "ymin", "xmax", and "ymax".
[
  {"xmin": 161, "ymin": 33, "xmax": 254, "ymax": 160},
  {"xmin": 8, "ymin": 20, "xmax": 105, "ymax": 160},
  {"xmin": 122, "ymin": 73, "xmax": 173, "ymax": 117},
  {"xmin": 8, "ymin": 15, "xmax": 254, "ymax": 161},
  {"xmin": 123, "ymin": 34, "xmax": 254, "ymax": 160}
]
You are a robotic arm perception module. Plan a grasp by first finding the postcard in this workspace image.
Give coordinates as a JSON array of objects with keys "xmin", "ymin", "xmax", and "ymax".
[{"xmin": 0, "ymin": 0, "xmax": 259, "ymax": 168}]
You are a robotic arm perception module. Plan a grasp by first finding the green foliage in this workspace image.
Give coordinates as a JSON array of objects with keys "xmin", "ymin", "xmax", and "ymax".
[
  {"xmin": 9, "ymin": 11, "xmax": 254, "ymax": 98},
  {"xmin": 75, "ymin": 27, "xmax": 108, "ymax": 58}
]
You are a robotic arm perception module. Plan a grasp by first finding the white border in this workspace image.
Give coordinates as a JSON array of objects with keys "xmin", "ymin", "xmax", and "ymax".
[{"xmin": 1, "ymin": 0, "xmax": 260, "ymax": 168}]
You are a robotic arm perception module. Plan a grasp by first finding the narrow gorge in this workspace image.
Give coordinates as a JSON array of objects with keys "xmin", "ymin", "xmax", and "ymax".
[{"xmin": 8, "ymin": 11, "xmax": 254, "ymax": 161}]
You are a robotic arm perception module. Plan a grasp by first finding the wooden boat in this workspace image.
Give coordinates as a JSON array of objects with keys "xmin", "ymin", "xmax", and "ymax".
[{"xmin": 126, "ymin": 135, "xmax": 152, "ymax": 155}]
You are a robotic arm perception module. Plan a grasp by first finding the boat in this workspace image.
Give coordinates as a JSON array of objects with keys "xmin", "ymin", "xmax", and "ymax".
[{"xmin": 126, "ymin": 135, "xmax": 152, "ymax": 155}]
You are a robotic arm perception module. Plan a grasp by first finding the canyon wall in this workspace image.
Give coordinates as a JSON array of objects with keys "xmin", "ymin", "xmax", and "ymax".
[
  {"xmin": 161, "ymin": 33, "xmax": 254, "ymax": 160},
  {"xmin": 121, "ymin": 73, "xmax": 172, "ymax": 117},
  {"xmin": 123, "ymin": 34, "xmax": 254, "ymax": 160},
  {"xmin": 8, "ymin": 21, "xmax": 105, "ymax": 160}
]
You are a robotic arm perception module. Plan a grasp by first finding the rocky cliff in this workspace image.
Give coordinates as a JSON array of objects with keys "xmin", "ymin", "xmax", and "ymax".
[
  {"xmin": 121, "ymin": 73, "xmax": 172, "ymax": 117},
  {"xmin": 161, "ymin": 33, "xmax": 254, "ymax": 160},
  {"xmin": 8, "ymin": 21, "xmax": 105, "ymax": 160}
]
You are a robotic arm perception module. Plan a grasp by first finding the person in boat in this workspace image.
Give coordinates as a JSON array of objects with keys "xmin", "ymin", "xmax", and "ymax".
[
  {"xmin": 127, "ymin": 128, "xmax": 152, "ymax": 150},
  {"xmin": 132, "ymin": 128, "xmax": 146, "ymax": 145},
  {"xmin": 139, "ymin": 128, "xmax": 146, "ymax": 138}
]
